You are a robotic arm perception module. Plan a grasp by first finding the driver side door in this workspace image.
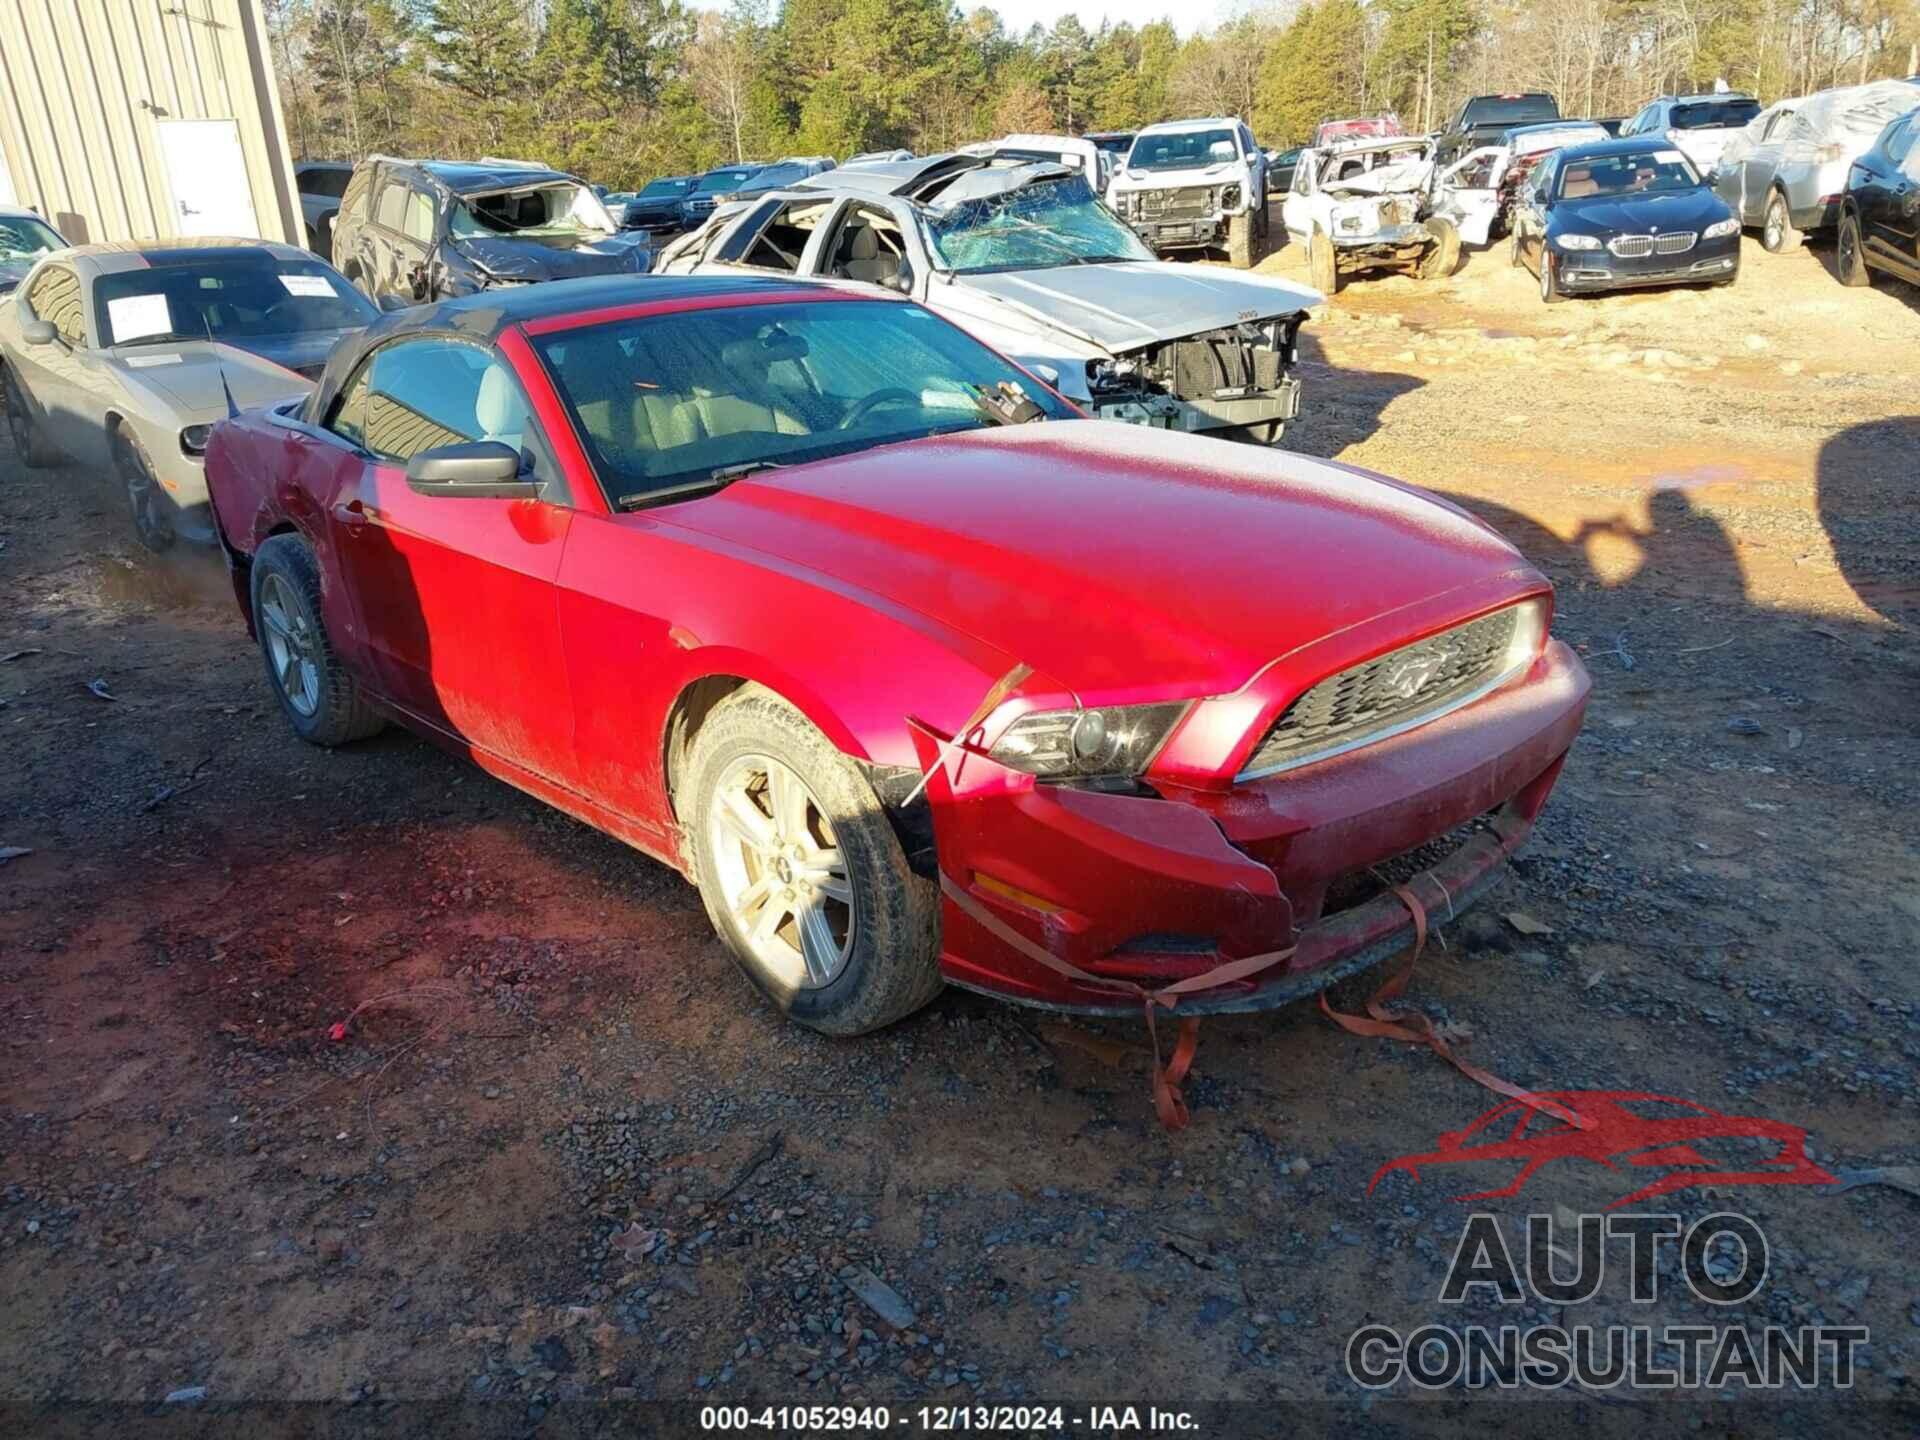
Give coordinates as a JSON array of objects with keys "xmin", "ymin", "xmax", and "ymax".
[
  {"xmin": 323, "ymin": 335, "xmax": 579, "ymax": 785},
  {"xmin": 1280, "ymin": 156, "xmax": 1316, "ymax": 238}
]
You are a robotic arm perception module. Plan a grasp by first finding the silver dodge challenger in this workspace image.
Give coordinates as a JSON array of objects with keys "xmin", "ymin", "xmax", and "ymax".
[{"xmin": 0, "ymin": 238, "xmax": 377, "ymax": 549}]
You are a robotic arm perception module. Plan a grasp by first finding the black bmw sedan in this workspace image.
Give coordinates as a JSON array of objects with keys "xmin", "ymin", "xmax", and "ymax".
[{"xmin": 1510, "ymin": 138, "xmax": 1741, "ymax": 303}]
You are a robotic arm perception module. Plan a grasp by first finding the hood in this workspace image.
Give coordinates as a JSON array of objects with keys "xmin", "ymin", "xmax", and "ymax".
[
  {"xmin": 655, "ymin": 423, "xmax": 1534, "ymax": 697},
  {"xmin": 450, "ymin": 231, "xmax": 650, "ymax": 282},
  {"xmin": 1554, "ymin": 187, "xmax": 1731, "ymax": 235},
  {"xmin": 106, "ymin": 341, "xmax": 313, "ymax": 419},
  {"xmin": 946, "ymin": 263, "xmax": 1319, "ymax": 357}
]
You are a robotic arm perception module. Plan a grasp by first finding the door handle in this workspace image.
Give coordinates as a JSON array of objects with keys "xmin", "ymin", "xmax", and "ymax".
[{"xmin": 332, "ymin": 498, "xmax": 369, "ymax": 530}]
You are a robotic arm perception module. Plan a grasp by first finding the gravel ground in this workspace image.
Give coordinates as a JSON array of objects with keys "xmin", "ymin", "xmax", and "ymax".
[{"xmin": 1, "ymin": 220, "xmax": 1916, "ymax": 1435}]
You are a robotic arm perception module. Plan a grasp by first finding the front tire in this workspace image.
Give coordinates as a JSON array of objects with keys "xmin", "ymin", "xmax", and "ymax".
[
  {"xmin": 1762, "ymin": 191, "xmax": 1802, "ymax": 254},
  {"xmin": 685, "ymin": 687, "xmax": 941, "ymax": 1037},
  {"xmin": 1835, "ymin": 209, "xmax": 1871, "ymax": 288},
  {"xmin": 3, "ymin": 366, "xmax": 61, "ymax": 469},
  {"xmin": 1539, "ymin": 249, "xmax": 1565, "ymax": 304},
  {"xmin": 112, "ymin": 425, "xmax": 176, "ymax": 552},
  {"xmin": 249, "ymin": 534, "xmax": 386, "ymax": 747},
  {"xmin": 1309, "ymin": 226, "xmax": 1340, "ymax": 295},
  {"xmin": 1418, "ymin": 216, "xmax": 1460, "ymax": 281},
  {"xmin": 1226, "ymin": 212, "xmax": 1254, "ymax": 269}
]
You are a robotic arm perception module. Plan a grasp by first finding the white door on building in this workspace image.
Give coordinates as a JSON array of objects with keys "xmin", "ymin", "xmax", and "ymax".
[{"xmin": 157, "ymin": 119, "xmax": 260, "ymax": 238}]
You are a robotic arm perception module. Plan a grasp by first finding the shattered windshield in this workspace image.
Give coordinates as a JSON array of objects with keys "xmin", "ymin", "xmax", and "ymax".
[
  {"xmin": 925, "ymin": 175, "xmax": 1153, "ymax": 274},
  {"xmin": 1126, "ymin": 129, "xmax": 1237, "ymax": 171},
  {"xmin": 0, "ymin": 214, "xmax": 65, "ymax": 264},
  {"xmin": 450, "ymin": 183, "xmax": 612, "ymax": 238}
]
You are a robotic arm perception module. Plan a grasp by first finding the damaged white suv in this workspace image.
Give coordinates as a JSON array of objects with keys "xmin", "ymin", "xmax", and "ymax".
[
  {"xmin": 1106, "ymin": 118, "xmax": 1271, "ymax": 268},
  {"xmin": 1281, "ymin": 136, "xmax": 1497, "ymax": 293},
  {"xmin": 655, "ymin": 154, "xmax": 1320, "ymax": 444}
]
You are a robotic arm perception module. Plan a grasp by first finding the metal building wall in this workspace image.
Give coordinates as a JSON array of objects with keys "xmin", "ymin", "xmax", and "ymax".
[{"xmin": 0, "ymin": 0, "xmax": 300, "ymax": 245}]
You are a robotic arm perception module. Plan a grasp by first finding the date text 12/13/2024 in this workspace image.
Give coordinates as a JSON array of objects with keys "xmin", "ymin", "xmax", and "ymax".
[{"xmin": 700, "ymin": 1405, "xmax": 1202, "ymax": 1432}]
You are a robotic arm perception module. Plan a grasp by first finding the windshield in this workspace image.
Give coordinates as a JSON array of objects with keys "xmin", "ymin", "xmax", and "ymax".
[
  {"xmin": 695, "ymin": 169, "xmax": 760, "ymax": 195},
  {"xmin": 531, "ymin": 299, "xmax": 1076, "ymax": 505},
  {"xmin": 0, "ymin": 214, "xmax": 65, "ymax": 264},
  {"xmin": 740, "ymin": 164, "xmax": 806, "ymax": 191},
  {"xmin": 1126, "ymin": 129, "xmax": 1236, "ymax": 171},
  {"xmin": 925, "ymin": 175, "xmax": 1153, "ymax": 273},
  {"xmin": 1671, "ymin": 99, "xmax": 1760, "ymax": 130},
  {"xmin": 640, "ymin": 178, "xmax": 691, "ymax": 198},
  {"xmin": 1556, "ymin": 149, "xmax": 1702, "ymax": 200},
  {"xmin": 1463, "ymin": 96, "xmax": 1557, "ymax": 126},
  {"xmin": 93, "ymin": 256, "xmax": 376, "ymax": 348},
  {"xmin": 450, "ymin": 182, "xmax": 610, "ymax": 238}
]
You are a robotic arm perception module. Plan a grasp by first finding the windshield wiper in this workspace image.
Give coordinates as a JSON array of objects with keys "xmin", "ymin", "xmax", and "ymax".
[
  {"xmin": 967, "ymin": 382, "xmax": 1047, "ymax": 427},
  {"xmin": 615, "ymin": 460, "xmax": 782, "ymax": 511}
]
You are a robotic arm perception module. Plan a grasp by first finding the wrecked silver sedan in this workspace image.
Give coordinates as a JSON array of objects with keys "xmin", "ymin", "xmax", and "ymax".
[{"xmin": 656, "ymin": 154, "xmax": 1321, "ymax": 445}]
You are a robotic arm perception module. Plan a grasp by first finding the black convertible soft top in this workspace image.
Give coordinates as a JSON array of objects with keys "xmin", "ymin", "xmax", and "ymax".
[{"xmin": 301, "ymin": 274, "xmax": 828, "ymax": 425}]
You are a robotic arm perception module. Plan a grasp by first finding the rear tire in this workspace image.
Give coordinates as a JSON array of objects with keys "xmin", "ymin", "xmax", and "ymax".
[
  {"xmin": 3, "ymin": 366, "xmax": 61, "ymax": 469},
  {"xmin": 112, "ymin": 425, "xmax": 177, "ymax": 552},
  {"xmin": 1835, "ymin": 209, "xmax": 1871, "ymax": 288},
  {"xmin": 249, "ymin": 534, "xmax": 386, "ymax": 747},
  {"xmin": 1309, "ymin": 226, "xmax": 1340, "ymax": 295},
  {"xmin": 1418, "ymin": 216, "xmax": 1460, "ymax": 281},
  {"xmin": 685, "ymin": 686, "xmax": 942, "ymax": 1037},
  {"xmin": 1227, "ymin": 213, "xmax": 1254, "ymax": 269},
  {"xmin": 1761, "ymin": 191, "xmax": 1802, "ymax": 254}
]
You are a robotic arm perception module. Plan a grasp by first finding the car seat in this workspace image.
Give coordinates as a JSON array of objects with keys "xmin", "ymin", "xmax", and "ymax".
[{"xmin": 837, "ymin": 225, "xmax": 900, "ymax": 286}]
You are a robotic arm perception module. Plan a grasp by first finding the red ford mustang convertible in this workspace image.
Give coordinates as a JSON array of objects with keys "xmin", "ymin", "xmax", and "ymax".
[{"xmin": 205, "ymin": 275, "xmax": 1588, "ymax": 1036}]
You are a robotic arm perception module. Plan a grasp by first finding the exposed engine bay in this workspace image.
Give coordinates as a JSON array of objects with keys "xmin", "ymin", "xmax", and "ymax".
[{"xmin": 1085, "ymin": 316, "xmax": 1303, "ymax": 442}]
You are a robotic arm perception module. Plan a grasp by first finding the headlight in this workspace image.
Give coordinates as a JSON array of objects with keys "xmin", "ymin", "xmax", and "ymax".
[
  {"xmin": 1219, "ymin": 183, "xmax": 1240, "ymax": 209},
  {"xmin": 180, "ymin": 424, "xmax": 212, "ymax": 456},
  {"xmin": 1703, "ymin": 217, "xmax": 1740, "ymax": 239},
  {"xmin": 990, "ymin": 702, "xmax": 1190, "ymax": 778},
  {"xmin": 1553, "ymin": 233, "xmax": 1602, "ymax": 251},
  {"xmin": 1504, "ymin": 597, "xmax": 1549, "ymax": 673}
]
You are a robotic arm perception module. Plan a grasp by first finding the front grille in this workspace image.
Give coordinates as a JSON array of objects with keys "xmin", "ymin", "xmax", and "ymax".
[
  {"xmin": 1239, "ymin": 607, "xmax": 1520, "ymax": 778},
  {"xmin": 1138, "ymin": 186, "xmax": 1214, "ymax": 219},
  {"xmin": 1607, "ymin": 232, "xmax": 1696, "ymax": 258}
]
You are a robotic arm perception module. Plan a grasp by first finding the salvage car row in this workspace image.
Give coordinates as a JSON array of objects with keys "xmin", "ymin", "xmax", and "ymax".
[{"xmin": 2, "ymin": 74, "xmax": 1911, "ymax": 1074}]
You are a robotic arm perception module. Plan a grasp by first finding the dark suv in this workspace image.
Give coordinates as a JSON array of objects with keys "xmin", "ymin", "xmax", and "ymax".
[
  {"xmin": 1836, "ymin": 109, "xmax": 1920, "ymax": 291},
  {"xmin": 1433, "ymin": 93, "xmax": 1560, "ymax": 164},
  {"xmin": 331, "ymin": 156, "xmax": 652, "ymax": 307}
]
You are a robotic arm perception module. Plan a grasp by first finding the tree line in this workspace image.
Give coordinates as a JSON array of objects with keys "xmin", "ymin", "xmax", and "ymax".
[{"xmin": 267, "ymin": 0, "xmax": 1920, "ymax": 190}]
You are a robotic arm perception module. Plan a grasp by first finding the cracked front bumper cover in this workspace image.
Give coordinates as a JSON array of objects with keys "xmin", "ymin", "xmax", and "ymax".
[{"xmin": 914, "ymin": 640, "xmax": 1589, "ymax": 1016}]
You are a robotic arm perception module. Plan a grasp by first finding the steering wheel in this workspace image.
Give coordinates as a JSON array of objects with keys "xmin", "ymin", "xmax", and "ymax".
[{"xmin": 837, "ymin": 387, "xmax": 921, "ymax": 431}]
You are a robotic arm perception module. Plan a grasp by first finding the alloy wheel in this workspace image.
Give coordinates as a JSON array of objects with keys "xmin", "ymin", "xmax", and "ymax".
[
  {"xmin": 258, "ymin": 572, "xmax": 322, "ymax": 717},
  {"xmin": 1764, "ymin": 199, "xmax": 1783, "ymax": 251},
  {"xmin": 706, "ymin": 753, "xmax": 855, "ymax": 991}
]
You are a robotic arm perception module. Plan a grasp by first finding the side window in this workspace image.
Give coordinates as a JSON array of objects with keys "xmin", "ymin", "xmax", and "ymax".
[
  {"xmin": 342, "ymin": 337, "xmax": 563, "ymax": 498},
  {"xmin": 27, "ymin": 265, "xmax": 85, "ymax": 344},
  {"xmin": 401, "ymin": 189, "xmax": 436, "ymax": 243},
  {"xmin": 1290, "ymin": 158, "xmax": 1311, "ymax": 196},
  {"xmin": 734, "ymin": 199, "xmax": 833, "ymax": 272},
  {"xmin": 329, "ymin": 357, "xmax": 373, "ymax": 450},
  {"xmin": 823, "ymin": 204, "xmax": 907, "ymax": 286},
  {"xmin": 1763, "ymin": 111, "xmax": 1793, "ymax": 143},
  {"xmin": 1886, "ymin": 117, "xmax": 1916, "ymax": 165},
  {"xmin": 713, "ymin": 199, "xmax": 785, "ymax": 265},
  {"xmin": 374, "ymin": 180, "xmax": 408, "ymax": 232}
]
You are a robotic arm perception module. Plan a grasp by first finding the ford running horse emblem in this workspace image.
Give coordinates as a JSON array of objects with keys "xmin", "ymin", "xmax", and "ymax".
[{"xmin": 1382, "ymin": 645, "xmax": 1456, "ymax": 700}]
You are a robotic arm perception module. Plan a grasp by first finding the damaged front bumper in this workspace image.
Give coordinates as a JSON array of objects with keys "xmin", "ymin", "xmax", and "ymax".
[
  {"xmin": 1090, "ymin": 380, "xmax": 1301, "ymax": 435},
  {"xmin": 913, "ymin": 640, "xmax": 1589, "ymax": 1016}
]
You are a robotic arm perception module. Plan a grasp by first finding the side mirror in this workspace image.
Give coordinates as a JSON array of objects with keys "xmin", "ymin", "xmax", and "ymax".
[
  {"xmin": 403, "ymin": 441, "xmax": 540, "ymax": 499},
  {"xmin": 21, "ymin": 318, "xmax": 56, "ymax": 345}
]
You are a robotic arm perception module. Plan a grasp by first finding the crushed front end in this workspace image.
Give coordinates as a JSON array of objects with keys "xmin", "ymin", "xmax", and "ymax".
[
  {"xmin": 1084, "ymin": 316, "xmax": 1304, "ymax": 439},
  {"xmin": 1110, "ymin": 180, "xmax": 1248, "ymax": 253},
  {"xmin": 909, "ymin": 596, "xmax": 1590, "ymax": 1015}
]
